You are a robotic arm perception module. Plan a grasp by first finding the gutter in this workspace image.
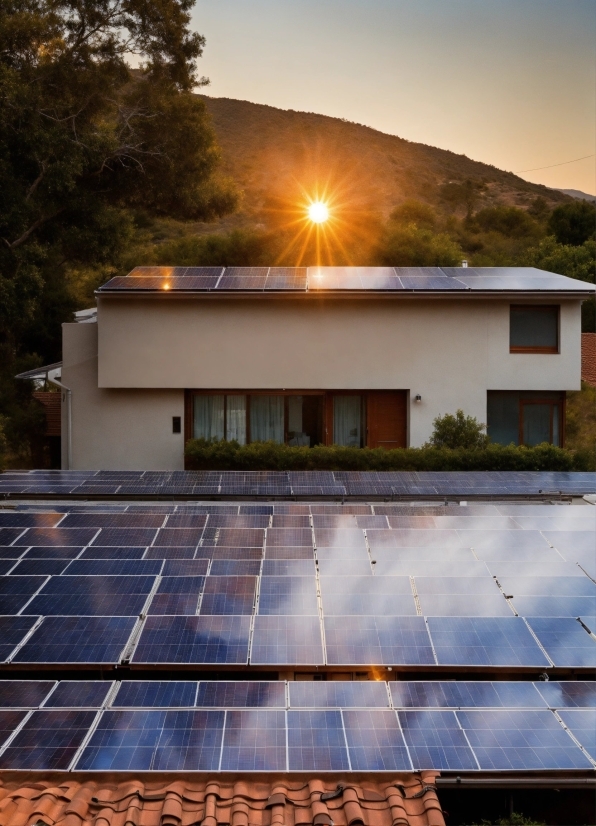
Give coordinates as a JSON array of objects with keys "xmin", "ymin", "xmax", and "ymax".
[
  {"xmin": 47, "ymin": 373, "xmax": 72, "ymax": 470},
  {"xmin": 436, "ymin": 776, "xmax": 596, "ymax": 789}
]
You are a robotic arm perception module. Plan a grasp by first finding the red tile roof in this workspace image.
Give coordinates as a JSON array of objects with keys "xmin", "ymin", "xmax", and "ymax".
[
  {"xmin": 582, "ymin": 333, "xmax": 596, "ymax": 386},
  {"xmin": 0, "ymin": 773, "xmax": 444, "ymax": 826}
]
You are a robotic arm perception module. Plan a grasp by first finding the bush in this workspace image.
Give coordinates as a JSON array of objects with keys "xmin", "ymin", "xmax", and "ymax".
[
  {"xmin": 427, "ymin": 410, "xmax": 489, "ymax": 449},
  {"xmin": 185, "ymin": 439, "xmax": 594, "ymax": 472},
  {"xmin": 548, "ymin": 201, "xmax": 596, "ymax": 246}
]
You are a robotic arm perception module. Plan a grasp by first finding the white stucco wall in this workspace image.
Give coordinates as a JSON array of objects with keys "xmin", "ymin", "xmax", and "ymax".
[
  {"xmin": 61, "ymin": 323, "xmax": 185, "ymax": 469},
  {"xmin": 62, "ymin": 295, "xmax": 583, "ymax": 468}
]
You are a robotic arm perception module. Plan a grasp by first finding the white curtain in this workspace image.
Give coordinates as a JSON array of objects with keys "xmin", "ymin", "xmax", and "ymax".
[
  {"xmin": 227, "ymin": 395, "xmax": 247, "ymax": 444},
  {"xmin": 193, "ymin": 395, "xmax": 224, "ymax": 441},
  {"xmin": 250, "ymin": 395, "xmax": 284, "ymax": 443},
  {"xmin": 333, "ymin": 396, "xmax": 361, "ymax": 446}
]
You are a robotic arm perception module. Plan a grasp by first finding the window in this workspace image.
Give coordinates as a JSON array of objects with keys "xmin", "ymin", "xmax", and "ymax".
[
  {"xmin": 510, "ymin": 305, "xmax": 559, "ymax": 353},
  {"xmin": 487, "ymin": 391, "xmax": 564, "ymax": 447},
  {"xmin": 333, "ymin": 395, "xmax": 364, "ymax": 447}
]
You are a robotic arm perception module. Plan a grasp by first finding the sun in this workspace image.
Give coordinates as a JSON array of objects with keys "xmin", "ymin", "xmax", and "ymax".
[{"xmin": 308, "ymin": 201, "xmax": 329, "ymax": 223}]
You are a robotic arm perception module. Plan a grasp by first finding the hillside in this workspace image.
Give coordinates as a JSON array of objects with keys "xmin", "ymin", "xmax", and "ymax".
[{"xmin": 201, "ymin": 96, "xmax": 569, "ymax": 222}]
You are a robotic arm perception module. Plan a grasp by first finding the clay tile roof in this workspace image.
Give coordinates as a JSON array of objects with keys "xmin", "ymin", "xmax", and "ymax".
[
  {"xmin": 582, "ymin": 333, "xmax": 596, "ymax": 386},
  {"xmin": 0, "ymin": 772, "xmax": 444, "ymax": 826}
]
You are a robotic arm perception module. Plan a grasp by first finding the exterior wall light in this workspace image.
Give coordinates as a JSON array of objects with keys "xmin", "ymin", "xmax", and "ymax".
[{"xmin": 414, "ymin": 394, "xmax": 422, "ymax": 403}]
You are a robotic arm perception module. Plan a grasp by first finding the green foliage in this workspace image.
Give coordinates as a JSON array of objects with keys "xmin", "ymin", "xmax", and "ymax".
[
  {"xmin": 146, "ymin": 229, "xmax": 272, "ymax": 267},
  {"xmin": 376, "ymin": 224, "xmax": 462, "ymax": 267},
  {"xmin": 185, "ymin": 438, "xmax": 593, "ymax": 472},
  {"xmin": 566, "ymin": 381, "xmax": 596, "ymax": 456},
  {"xmin": 471, "ymin": 206, "xmax": 539, "ymax": 239},
  {"xmin": 471, "ymin": 814, "xmax": 545, "ymax": 826},
  {"xmin": 548, "ymin": 201, "xmax": 596, "ymax": 246},
  {"xmin": 521, "ymin": 237, "xmax": 595, "ymax": 282},
  {"xmin": 389, "ymin": 200, "xmax": 437, "ymax": 230},
  {"xmin": 426, "ymin": 410, "xmax": 489, "ymax": 449}
]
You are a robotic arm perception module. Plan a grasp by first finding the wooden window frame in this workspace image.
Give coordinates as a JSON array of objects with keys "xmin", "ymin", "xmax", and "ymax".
[{"xmin": 509, "ymin": 305, "xmax": 560, "ymax": 354}]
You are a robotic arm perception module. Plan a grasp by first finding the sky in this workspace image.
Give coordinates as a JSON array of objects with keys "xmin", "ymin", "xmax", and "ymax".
[{"xmin": 193, "ymin": 0, "xmax": 596, "ymax": 195}]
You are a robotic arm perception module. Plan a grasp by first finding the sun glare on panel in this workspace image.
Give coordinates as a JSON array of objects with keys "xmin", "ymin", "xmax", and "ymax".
[{"xmin": 308, "ymin": 201, "xmax": 329, "ymax": 224}]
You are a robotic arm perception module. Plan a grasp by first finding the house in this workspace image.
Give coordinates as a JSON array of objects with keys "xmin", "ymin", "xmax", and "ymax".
[{"xmin": 55, "ymin": 266, "xmax": 594, "ymax": 470}]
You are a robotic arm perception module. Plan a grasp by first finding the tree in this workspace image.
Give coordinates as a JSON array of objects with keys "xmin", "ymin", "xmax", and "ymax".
[
  {"xmin": 548, "ymin": 201, "xmax": 596, "ymax": 246},
  {"xmin": 376, "ymin": 224, "xmax": 462, "ymax": 267},
  {"xmin": 0, "ymin": 0, "xmax": 237, "ymax": 462},
  {"xmin": 389, "ymin": 200, "xmax": 437, "ymax": 230},
  {"xmin": 471, "ymin": 206, "xmax": 539, "ymax": 239},
  {"xmin": 427, "ymin": 410, "xmax": 489, "ymax": 449}
]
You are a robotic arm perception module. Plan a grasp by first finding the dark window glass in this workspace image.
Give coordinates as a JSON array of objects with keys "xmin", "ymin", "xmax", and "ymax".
[
  {"xmin": 510, "ymin": 305, "xmax": 559, "ymax": 352},
  {"xmin": 487, "ymin": 391, "xmax": 563, "ymax": 446}
]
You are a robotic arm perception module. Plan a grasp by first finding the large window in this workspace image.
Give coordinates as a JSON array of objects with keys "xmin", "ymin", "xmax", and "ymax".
[
  {"xmin": 487, "ymin": 391, "xmax": 564, "ymax": 446},
  {"xmin": 510, "ymin": 305, "xmax": 559, "ymax": 353},
  {"xmin": 191, "ymin": 393, "xmax": 323, "ymax": 446}
]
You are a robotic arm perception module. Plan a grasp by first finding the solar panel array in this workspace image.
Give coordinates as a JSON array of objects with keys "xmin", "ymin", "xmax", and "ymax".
[
  {"xmin": 0, "ymin": 679, "xmax": 594, "ymax": 771},
  {"xmin": 96, "ymin": 267, "xmax": 595, "ymax": 294},
  {"xmin": 1, "ymin": 469, "xmax": 594, "ymax": 497},
  {"xmin": 0, "ymin": 497, "xmax": 595, "ymax": 774}
]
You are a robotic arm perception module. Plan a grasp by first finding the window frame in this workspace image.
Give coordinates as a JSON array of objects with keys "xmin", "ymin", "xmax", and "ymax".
[
  {"xmin": 519, "ymin": 397, "xmax": 564, "ymax": 447},
  {"xmin": 509, "ymin": 304, "xmax": 560, "ymax": 354}
]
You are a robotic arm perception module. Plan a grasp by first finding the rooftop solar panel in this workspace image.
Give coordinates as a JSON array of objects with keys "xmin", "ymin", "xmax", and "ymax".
[
  {"xmin": 9, "ymin": 559, "xmax": 71, "ymax": 576},
  {"xmin": 251, "ymin": 615, "xmax": 324, "ymax": 665},
  {"xmin": 200, "ymin": 575, "xmax": 257, "ymax": 615},
  {"xmin": 398, "ymin": 710, "xmax": 478, "ymax": 771},
  {"xmin": 265, "ymin": 267, "xmax": 308, "ymax": 291},
  {"xmin": 162, "ymin": 559, "xmax": 210, "ymax": 576},
  {"xmin": 23, "ymin": 546, "xmax": 85, "ymax": 559},
  {"xmin": 0, "ymin": 616, "xmax": 40, "ymax": 663},
  {"xmin": 112, "ymin": 681, "xmax": 197, "ymax": 708},
  {"xmin": 132, "ymin": 615, "xmax": 251, "ymax": 664},
  {"xmin": 0, "ymin": 680, "xmax": 54, "ymax": 708},
  {"xmin": 456, "ymin": 708, "xmax": 593, "ymax": 770},
  {"xmin": 557, "ymin": 709, "xmax": 596, "ymax": 760},
  {"xmin": 63, "ymin": 559, "xmax": 162, "ymax": 576},
  {"xmin": 13, "ymin": 616, "xmax": 137, "ymax": 664},
  {"xmin": 0, "ymin": 513, "xmax": 61, "ymax": 528},
  {"xmin": 288, "ymin": 682, "xmax": 389, "ymax": 709},
  {"xmin": 76, "ymin": 709, "xmax": 224, "ymax": 770},
  {"xmin": 0, "ymin": 710, "xmax": 28, "ymax": 750},
  {"xmin": 390, "ymin": 681, "xmax": 546, "ymax": 709},
  {"xmin": 220, "ymin": 709, "xmax": 287, "ymax": 770},
  {"xmin": 92, "ymin": 528, "xmax": 158, "ymax": 546},
  {"xmin": 0, "ymin": 708, "xmax": 98, "ymax": 770},
  {"xmin": 426, "ymin": 617, "xmax": 551, "ymax": 667},
  {"xmin": 14, "ymin": 528, "xmax": 96, "ymax": 546},
  {"xmin": 145, "ymin": 546, "xmax": 196, "ymax": 559},
  {"xmin": 287, "ymin": 709, "xmax": 349, "ymax": 770},
  {"xmin": 420, "ymin": 594, "xmax": 513, "ymax": 617},
  {"xmin": 324, "ymin": 616, "xmax": 435, "ymax": 665},
  {"xmin": 342, "ymin": 708, "xmax": 411, "ymax": 770},
  {"xmin": 525, "ymin": 617, "xmax": 596, "ymax": 668},
  {"xmin": 536, "ymin": 682, "xmax": 596, "ymax": 709},
  {"xmin": 320, "ymin": 577, "xmax": 417, "ymax": 616},
  {"xmin": 195, "ymin": 681, "xmax": 286, "ymax": 708},
  {"xmin": 258, "ymin": 576, "xmax": 318, "ymax": 615},
  {"xmin": 261, "ymin": 559, "xmax": 315, "ymax": 576},
  {"xmin": 44, "ymin": 681, "xmax": 112, "ymax": 708},
  {"xmin": 59, "ymin": 513, "xmax": 165, "ymax": 529}
]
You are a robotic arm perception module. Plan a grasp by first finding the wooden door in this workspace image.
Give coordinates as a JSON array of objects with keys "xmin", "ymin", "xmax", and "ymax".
[{"xmin": 367, "ymin": 391, "xmax": 407, "ymax": 448}]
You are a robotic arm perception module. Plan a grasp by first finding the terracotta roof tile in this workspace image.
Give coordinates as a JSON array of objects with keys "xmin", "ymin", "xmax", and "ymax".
[
  {"xmin": 0, "ymin": 773, "xmax": 443, "ymax": 826},
  {"xmin": 581, "ymin": 332, "xmax": 596, "ymax": 386}
]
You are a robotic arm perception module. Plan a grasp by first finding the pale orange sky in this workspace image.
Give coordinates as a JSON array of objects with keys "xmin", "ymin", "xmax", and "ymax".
[{"xmin": 194, "ymin": 0, "xmax": 596, "ymax": 195}]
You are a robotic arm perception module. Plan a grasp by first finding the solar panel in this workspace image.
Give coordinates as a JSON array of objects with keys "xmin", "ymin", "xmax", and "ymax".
[
  {"xmin": 258, "ymin": 576, "xmax": 318, "ymax": 615},
  {"xmin": 536, "ymin": 682, "xmax": 596, "ymax": 709},
  {"xmin": 419, "ymin": 594, "xmax": 513, "ymax": 617},
  {"xmin": 266, "ymin": 528, "xmax": 313, "ymax": 547},
  {"xmin": 0, "ymin": 546, "xmax": 25, "ymax": 559},
  {"xmin": 202, "ymin": 528, "xmax": 265, "ymax": 547},
  {"xmin": 524, "ymin": 617, "xmax": 596, "ymax": 667},
  {"xmin": 13, "ymin": 616, "xmax": 137, "ymax": 664},
  {"xmin": 9, "ymin": 558, "xmax": 71, "ymax": 575},
  {"xmin": 220, "ymin": 709, "xmax": 286, "ymax": 770},
  {"xmin": 0, "ymin": 528, "xmax": 30, "ymax": 546},
  {"xmin": 398, "ymin": 710, "xmax": 478, "ymax": 770},
  {"xmin": 196, "ymin": 681, "xmax": 286, "ymax": 708},
  {"xmin": 427, "ymin": 617, "xmax": 551, "ymax": 667},
  {"xmin": 557, "ymin": 709, "xmax": 596, "ymax": 759},
  {"xmin": 92, "ymin": 528, "xmax": 158, "ymax": 546},
  {"xmin": 14, "ymin": 528, "xmax": 97, "ymax": 546},
  {"xmin": 512, "ymin": 595, "xmax": 596, "ymax": 616},
  {"xmin": 75, "ymin": 709, "xmax": 224, "ymax": 770},
  {"xmin": 459, "ymin": 530, "xmax": 551, "ymax": 551},
  {"xmin": 132, "ymin": 615, "xmax": 251, "ymax": 664},
  {"xmin": 153, "ymin": 528, "xmax": 204, "ymax": 547},
  {"xmin": 390, "ymin": 681, "xmax": 546, "ymax": 709},
  {"xmin": 271, "ymin": 515, "xmax": 311, "ymax": 528},
  {"xmin": 59, "ymin": 513, "xmax": 165, "ymax": 529},
  {"xmin": 0, "ymin": 709, "xmax": 97, "ymax": 770},
  {"xmin": 342, "ymin": 708, "xmax": 411, "ymax": 770},
  {"xmin": 44, "ymin": 681, "xmax": 112, "ymax": 708},
  {"xmin": 0, "ymin": 575, "xmax": 48, "ymax": 614},
  {"xmin": 206, "ymin": 514, "xmax": 270, "ymax": 528},
  {"xmin": 261, "ymin": 559, "xmax": 315, "ymax": 576},
  {"xmin": 265, "ymin": 547, "xmax": 314, "ymax": 560},
  {"xmin": 251, "ymin": 616, "xmax": 324, "ymax": 665},
  {"xmin": 200, "ymin": 575, "xmax": 257, "ymax": 615},
  {"xmin": 289, "ymin": 682, "xmax": 390, "ymax": 708},
  {"xmin": 145, "ymin": 546, "xmax": 196, "ymax": 559},
  {"xmin": 163, "ymin": 514, "xmax": 209, "ymax": 528},
  {"xmin": 0, "ymin": 616, "xmax": 40, "ymax": 662},
  {"xmin": 314, "ymin": 529, "xmax": 365, "ymax": 549},
  {"xmin": 317, "ymin": 558, "xmax": 372, "ymax": 576},
  {"xmin": 324, "ymin": 616, "xmax": 435, "ymax": 665},
  {"xmin": 28, "ymin": 573, "xmax": 154, "ymax": 616},
  {"xmin": 0, "ymin": 513, "xmax": 61, "ymax": 528},
  {"xmin": 0, "ymin": 680, "xmax": 54, "ymax": 708},
  {"xmin": 24, "ymin": 546, "xmax": 85, "ymax": 559},
  {"xmin": 112, "ymin": 681, "xmax": 197, "ymax": 708},
  {"xmin": 456, "ymin": 709, "xmax": 593, "ymax": 770},
  {"xmin": 217, "ymin": 267, "xmax": 269, "ymax": 290},
  {"xmin": 287, "ymin": 709, "xmax": 349, "ymax": 770},
  {"xmin": 148, "ymin": 576, "xmax": 205, "ymax": 615},
  {"xmin": 162, "ymin": 559, "xmax": 210, "ymax": 576},
  {"xmin": 319, "ymin": 577, "xmax": 416, "ymax": 616},
  {"xmin": 63, "ymin": 559, "xmax": 162, "ymax": 576},
  {"xmin": 0, "ymin": 710, "xmax": 28, "ymax": 749}
]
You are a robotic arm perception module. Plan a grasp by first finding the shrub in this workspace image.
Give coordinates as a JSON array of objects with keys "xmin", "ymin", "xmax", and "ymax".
[
  {"xmin": 427, "ymin": 410, "xmax": 489, "ymax": 449},
  {"xmin": 184, "ymin": 439, "xmax": 593, "ymax": 472}
]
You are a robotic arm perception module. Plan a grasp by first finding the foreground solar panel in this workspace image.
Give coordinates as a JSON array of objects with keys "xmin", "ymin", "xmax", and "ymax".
[
  {"xmin": 251, "ymin": 616, "xmax": 324, "ymax": 665},
  {"xmin": 196, "ymin": 681, "xmax": 286, "ymax": 708},
  {"xmin": 44, "ymin": 681, "xmax": 112, "ymax": 708},
  {"xmin": 13, "ymin": 616, "xmax": 137, "ymax": 664},
  {"xmin": 398, "ymin": 710, "xmax": 478, "ymax": 770},
  {"xmin": 0, "ymin": 680, "xmax": 54, "ymax": 708},
  {"xmin": 390, "ymin": 681, "xmax": 546, "ymax": 709},
  {"xmin": 221, "ymin": 709, "xmax": 286, "ymax": 770},
  {"xmin": 0, "ymin": 709, "xmax": 98, "ymax": 770},
  {"xmin": 557, "ymin": 709, "xmax": 596, "ymax": 760},
  {"xmin": 525, "ymin": 617, "xmax": 596, "ymax": 668},
  {"xmin": 456, "ymin": 709, "xmax": 593, "ymax": 770},
  {"xmin": 343, "ymin": 709, "xmax": 411, "ymax": 770},
  {"xmin": 76, "ymin": 709, "xmax": 224, "ymax": 770},
  {"xmin": 0, "ymin": 616, "xmax": 40, "ymax": 662},
  {"xmin": 132, "ymin": 615, "xmax": 251, "ymax": 664},
  {"xmin": 426, "ymin": 617, "xmax": 551, "ymax": 667},
  {"xmin": 535, "ymin": 681, "xmax": 596, "ymax": 708},
  {"xmin": 324, "ymin": 616, "xmax": 435, "ymax": 665},
  {"xmin": 287, "ymin": 709, "xmax": 349, "ymax": 770},
  {"xmin": 112, "ymin": 681, "xmax": 197, "ymax": 708},
  {"xmin": 289, "ymin": 681, "xmax": 390, "ymax": 709}
]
